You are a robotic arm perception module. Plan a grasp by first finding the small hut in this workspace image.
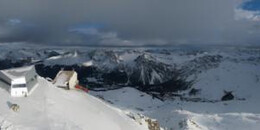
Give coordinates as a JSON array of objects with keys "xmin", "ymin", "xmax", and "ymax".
[{"xmin": 53, "ymin": 70, "xmax": 78, "ymax": 90}]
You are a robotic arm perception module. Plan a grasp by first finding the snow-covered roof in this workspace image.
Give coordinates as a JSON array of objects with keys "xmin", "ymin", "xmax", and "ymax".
[
  {"xmin": 0, "ymin": 66, "xmax": 35, "ymax": 80},
  {"xmin": 53, "ymin": 70, "xmax": 76, "ymax": 87}
]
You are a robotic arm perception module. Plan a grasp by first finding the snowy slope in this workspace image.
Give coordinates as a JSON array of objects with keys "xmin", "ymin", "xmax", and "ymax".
[
  {"xmin": 0, "ymin": 77, "xmax": 148, "ymax": 130},
  {"xmin": 192, "ymin": 60, "xmax": 260, "ymax": 101},
  {"xmin": 91, "ymin": 87, "xmax": 260, "ymax": 130}
]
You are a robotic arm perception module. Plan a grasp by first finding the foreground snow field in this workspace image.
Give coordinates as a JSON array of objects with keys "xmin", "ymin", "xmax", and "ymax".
[
  {"xmin": 91, "ymin": 87, "xmax": 260, "ymax": 130},
  {"xmin": 0, "ymin": 77, "xmax": 148, "ymax": 130}
]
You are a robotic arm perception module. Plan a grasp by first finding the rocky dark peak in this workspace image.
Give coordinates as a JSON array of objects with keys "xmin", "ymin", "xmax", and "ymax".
[
  {"xmin": 47, "ymin": 51, "xmax": 60, "ymax": 58},
  {"xmin": 181, "ymin": 55, "xmax": 223, "ymax": 76},
  {"xmin": 130, "ymin": 53, "xmax": 173, "ymax": 86},
  {"xmin": 90, "ymin": 50, "xmax": 121, "ymax": 64},
  {"xmin": 134, "ymin": 53, "xmax": 156, "ymax": 64}
]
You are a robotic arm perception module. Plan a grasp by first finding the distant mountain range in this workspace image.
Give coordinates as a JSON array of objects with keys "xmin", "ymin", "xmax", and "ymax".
[{"xmin": 0, "ymin": 44, "xmax": 259, "ymax": 101}]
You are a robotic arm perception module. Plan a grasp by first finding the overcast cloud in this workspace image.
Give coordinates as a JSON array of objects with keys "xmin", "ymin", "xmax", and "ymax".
[{"xmin": 0, "ymin": 0, "xmax": 259, "ymax": 46}]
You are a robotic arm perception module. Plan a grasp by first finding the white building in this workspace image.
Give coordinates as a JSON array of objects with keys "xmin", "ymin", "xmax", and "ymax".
[
  {"xmin": 53, "ymin": 70, "xmax": 78, "ymax": 90},
  {"xmin": 0, "ymin": 66, "xmax": 38, "ymax": 97}
]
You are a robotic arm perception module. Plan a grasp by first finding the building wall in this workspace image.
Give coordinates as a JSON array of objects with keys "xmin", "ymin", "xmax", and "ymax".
[
  {"xmin": 69, "ymin": 72, "xmax": 78, "ymax": 89},
  {"xmin": 26, "ymin": 75, "xmax": 38, "ymax": 94},
  {"xmin": 11, "ymin": 77, "xmax": 26, "ymax": 85},
  {"xmin": 25, "ymin": 67, "xmax": 38, "ymax": 93},
  {"xmin": 11, "ymin": 77, "xmax": 28, "ymax": 97},
  {"xmin": 11, "ymin": 87, "xmax": 28, "ymax": 97}
]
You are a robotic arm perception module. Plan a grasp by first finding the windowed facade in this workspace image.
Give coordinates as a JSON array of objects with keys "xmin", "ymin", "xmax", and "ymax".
[{"xmin": 12, "ymin": 84, "xmax": 26, "ymax": 88}]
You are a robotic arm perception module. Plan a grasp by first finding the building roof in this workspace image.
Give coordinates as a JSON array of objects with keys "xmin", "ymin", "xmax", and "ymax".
[
  {"xmin": 53, "ymin": 70, "xmax": 76, "ymax": 87},
  {"xmin": 0, "ymin": 66, "xmax": 35, "ymax": 80}
]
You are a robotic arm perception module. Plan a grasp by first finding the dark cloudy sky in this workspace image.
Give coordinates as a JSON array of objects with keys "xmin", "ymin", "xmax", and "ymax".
[{"xmin": 0, "ymin": 0, "xmax": 259, "ymax": 46}]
